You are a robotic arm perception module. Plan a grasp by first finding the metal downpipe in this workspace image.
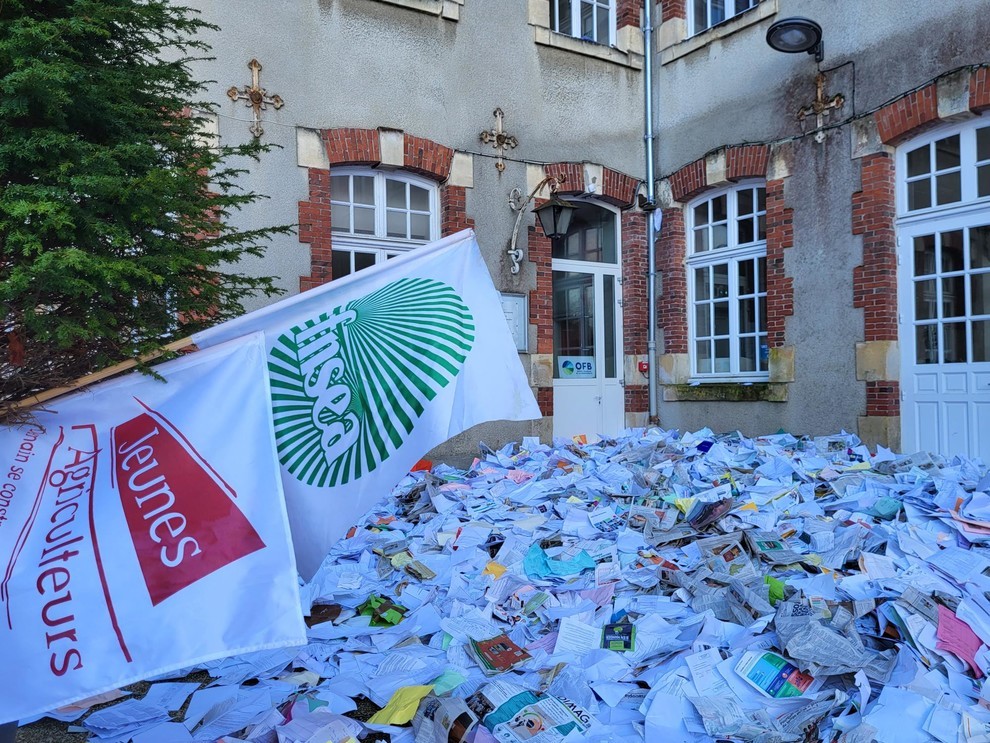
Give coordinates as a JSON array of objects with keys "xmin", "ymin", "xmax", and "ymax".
[{"xmin": 644, "ymin": 0, "xmax": 659, "ymax": 423}]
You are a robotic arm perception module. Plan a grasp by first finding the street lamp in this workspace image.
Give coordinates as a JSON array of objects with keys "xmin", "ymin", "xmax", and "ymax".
[
  {"xmin": 507, "ymin": 177, "xmax": 577, "ymax": 274},
  {"xmin": 766, "ymin": 17, "xmax": 824, "ymax": 63}
]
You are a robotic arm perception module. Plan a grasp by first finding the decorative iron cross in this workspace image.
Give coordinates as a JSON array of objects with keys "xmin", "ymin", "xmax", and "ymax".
[
  {"xmin": 798, "ymin": 72, "xmax": 844, "ymax": 143},
  {"xmin": 480, "ymin": 108, "xmax": 518, "ymax": 172},
  {"xmin": 226, "ymin": 59, "xmax": 284, "ymax": 138}
]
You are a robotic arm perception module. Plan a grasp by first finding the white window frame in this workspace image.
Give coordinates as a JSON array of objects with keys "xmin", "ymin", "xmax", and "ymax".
[
  {"xmin": 550, "ymin": 0, "xmax": 617, "ymax": 47},
  {"xmin": 688, "ymin": 0, "xmax": 761, "ymax": 36},
  {"xmin": 897, "ymin": 115, "xmax": 990, "ymax": 224},
  {"xmin": 329, "ymin": 167, "xmax": 440, "ymax": 277},
  {"xmin": 686, "ymin": 181, "xmax": 769, "ymax": 382}
]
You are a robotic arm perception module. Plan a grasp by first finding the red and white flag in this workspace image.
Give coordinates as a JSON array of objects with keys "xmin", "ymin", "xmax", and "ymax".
[{"xmin": 0, "ymin": 333, "xmax": 305, "ymax": 723}]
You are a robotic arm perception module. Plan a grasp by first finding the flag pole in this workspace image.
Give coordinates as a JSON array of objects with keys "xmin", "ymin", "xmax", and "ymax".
[{"xmin": 7, "ymin": 336, "xmax": 196, "ymax": 413}]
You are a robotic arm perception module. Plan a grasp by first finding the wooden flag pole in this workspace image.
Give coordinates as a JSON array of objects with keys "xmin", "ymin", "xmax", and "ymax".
[{"xmin": 8, "ymin": 336, "xmax": 197, "ymax": 413}]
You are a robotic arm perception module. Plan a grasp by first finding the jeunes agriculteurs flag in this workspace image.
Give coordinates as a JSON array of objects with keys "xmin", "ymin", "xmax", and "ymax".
[
  {"xmin": 0, "ymin": 334, "xmax": 305, "ymax": 724},
  {"xmin": 193, "ymin": 230, "xmax": 541, "ymax": 577}
]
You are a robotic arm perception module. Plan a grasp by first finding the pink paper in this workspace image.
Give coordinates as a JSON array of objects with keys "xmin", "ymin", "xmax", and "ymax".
[{"xmin": 937, "ymin": 604, "xmax": 985, "ymax": 678}]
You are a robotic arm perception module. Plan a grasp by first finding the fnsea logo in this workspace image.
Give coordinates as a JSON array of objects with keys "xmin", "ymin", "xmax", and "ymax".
[
  {"xmin": 267, "ymin": 278, "xmax": 475, "ymax": 487},
  {"xmin": 111, "ymin": 403, "xmax": 265, "ymax": 606}
]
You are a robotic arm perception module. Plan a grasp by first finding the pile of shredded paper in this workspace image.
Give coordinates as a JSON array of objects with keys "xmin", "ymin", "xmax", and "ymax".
[{"xmin": 36, "ymin": 428, "xmax": 990, "ymax": 742}]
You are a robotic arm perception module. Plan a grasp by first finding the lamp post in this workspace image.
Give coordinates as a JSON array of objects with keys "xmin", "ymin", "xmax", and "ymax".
[{"xmin": 507, "ymin": 177, "xmax": 577, "ymax": 274}]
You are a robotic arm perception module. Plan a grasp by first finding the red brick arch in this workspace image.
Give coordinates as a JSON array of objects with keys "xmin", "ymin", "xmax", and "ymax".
[{"xmin": 297, "ymin": 127, "xmax": 470, "ymax": 292}]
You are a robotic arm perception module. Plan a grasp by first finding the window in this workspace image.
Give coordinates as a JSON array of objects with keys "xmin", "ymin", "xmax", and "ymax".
[
  {"xmin": 687, "ymin": 183, "xmax": 768, "ymax": 379},
  {"xmin": 329, "ymin": 169, "xmax": 439, "ymax": 280},
  {"xmin": 550, "ymin": 0, "xmax": 616, "ymax": 46},
  {"xmin": 901, "ymin": 120, "xmax": 990, "ymax": 214},
  {"xmin": 690, "ymin": 0, "xmax": 760, "ymax": 35}
]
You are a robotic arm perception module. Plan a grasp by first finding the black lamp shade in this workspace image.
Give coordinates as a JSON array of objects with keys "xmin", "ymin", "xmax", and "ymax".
[
  {"xmin": 766, "ymin": 17, "xmax": 823, "ymax": 59},
  {"xmin": 534, "ymin": 194, "xmax": 576, "ymax": 239}
]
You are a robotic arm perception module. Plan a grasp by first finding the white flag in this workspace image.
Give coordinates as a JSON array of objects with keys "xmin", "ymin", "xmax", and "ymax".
[
  {"xmin": 0, "ymin": 334, "xmax": 305, "ymax": 724},
  {"xmin": 193, "ymin": 230, "xmax": 541, "ymax": 576}
]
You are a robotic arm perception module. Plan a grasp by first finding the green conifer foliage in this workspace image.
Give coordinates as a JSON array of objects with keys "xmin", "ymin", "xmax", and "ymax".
[{"xmin": 0, "ymin": 0, "xmax": 287, "ymax": 410}]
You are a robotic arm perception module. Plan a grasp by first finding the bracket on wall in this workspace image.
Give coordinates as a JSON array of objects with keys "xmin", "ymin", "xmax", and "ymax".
[
  {"xmin": 227, "ymin": 58, "xmax": 284, "ymax": 138},
  {"xmin": 506, "ymin": 175, "xmax": 566, "ymax": 274},
  {"xmin": 480, "ymin": 108, "xmax": 518, "ymax": 172}
]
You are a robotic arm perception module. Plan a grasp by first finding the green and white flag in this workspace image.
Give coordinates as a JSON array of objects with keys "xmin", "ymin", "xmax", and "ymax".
[{"xmin": 193, "ymin": 230, "xmax": 540, "ymax": 577}]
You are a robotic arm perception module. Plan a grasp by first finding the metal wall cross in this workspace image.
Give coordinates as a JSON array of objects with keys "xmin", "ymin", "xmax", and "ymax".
[
  {"xmin": 798, "ymin": 72, "xmax": 845, "ymax": 143},
  {"xmin": 227, "ymin": 58, "xmax": 284, "ymax": 138},
  {"xmin": 480, "ymin": 108, "xmax": 518, "ymax": 172}
]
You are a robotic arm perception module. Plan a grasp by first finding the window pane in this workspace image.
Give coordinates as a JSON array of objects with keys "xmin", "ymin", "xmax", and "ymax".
[
  {"xmin": 693, "ymin": 202, "xmax": 709, "ymax": 226},
  {"xmin": 759, "ymin": 299, "xmax": 767, "ymax": 331},
  {"xmin": 410, "ymin": 213, "xmax": 430, "ymax": 241},
  {"xmin": 410, "ymin": 184, "xmax": 430, "ymax": 211},
  {"xmin": 906, "ymin": 146, "xmax": 930, "ymax": 177},
  {"xmin": 696, "ymin": 340, "xmax": 712, "ymax": 373},
  {"xmin": 936, "ymin": 171, "xmax": 961, "ymax": 205},
  {"xmin": 935, "ymin": 135, "xmax": 960, "ymax": 170},
  {"xmin": 710, "ymin": 0, "xmax": 725, "ymax": 25},
  {"xmin": 355, "ymin": 252, "xmax": 376, "ymax": 271},
  {"xmin": 972, "ymin": 226, "xmax": 990, "ymax": 269},
  {"xmin": 693, "ymin": 0, "xmax": 708, "ymax": 30},
  {"xmin": 975, "ymin": 320, "xmax": 990, "ymax": 362},
  {"xmin": 738, "ymin": 218, "xmax": 754, "ymax": 245},
  {"xmin": 353, "ymin": 206, "xmax": 374, "ymax": 234},
  {"xmin": 739, "ymin": 299, "xmax": 756, "ymax": 333},
  {"xmin": 330, "ymin": 175, "xmax": 350, "ymax": 198},
  {"xmin": 694, "ymin": 228, "xmax": 709, "ymax": 253},
  {"xmin": 386, "ymin": 179, "xmax": 406, "ymax": 209},
  {"xmin": 553, "ymin": 0, "xmax": 571, "ymax": 32},
  {"xmin": 386, "ymin": 209, "xmax": 406, "ymax": 238},
  {"xmin": 714, "ymin": 301, "xmax": 729, "ymax": 335},
  {"xmin": 695, "ymin": 267, "xmax": 711, "ymax": 300},
  {"xmin": 914, "ymin": 234, "xmax": 936, "ymax": 276},
  {"xmin": 353, "ymin": 176, "xmax": 374, "ymax": 205},
  {"xmin": 942, "ymin": 276, "xmax": 966, "ymax": 317},
  {"xmin": 979, "ymin": 126, "xmax": 990, "ymax": 161},
  {"xmin": 756, "ymin": 187, "xmax": 766, "ymax": 212},
  {"xmin": 695, "ymin": 304, "xmax": 711, "ymax": 336},
  {"xmin": 737, "ymin": 188, "xmax": 753, "ymax": 216},
  {"xmin": 712, "ymin": 223, "xmax": 728, "ymax": 251},
  {"xmin": 331, "ymin": 203, "xmax": 350, "ymax": 233},
  {"xmin": 604, "ymin": 274, "xmax": 616, "ymax": 378},
  {"xmin": 580, "ymin": 1, "xmax": 594, "ymax": 39},
  {"xmin": 738, "ymin": 259, "xmax": 755, "ymax": 295},
  {"xmin": 942, "ymin": 230, "xmax": 964, "ymax": 272},
  {"xmin": 758, "ymin": 257, "xmax": 766, "ymax": 292},
  {"xmin": 979, "ymin": 165, "xmax": 990, "ymax": 198},
  {"xmin": 915, "ymin": 279, "xmax": 937, "ymax": 321},
  {"xmin": 916, "ymin": 325, "xmax": 938, "ymax": 364},
  {"xmin": 714, "ymin": 339, "xmax": 730, "ymax": 372},
  {"xmin": 597, "ymin": 4, "xmax": 608, "ymax": 43},
  {"xmin": 713, "ymin": 263, "xmax": 729, "ymax": 297},
  {"xmin": 331, "ymin": 250, "xmax": 351, "ymax": 280},
  {"xmin": 943, "ymin": 321, "xmax": 967, "ymax": 363},
  {"xmin": 972, "ymin": 273, "xmax": 990, "ymax": 316},
  {"xmin": 757, "ymin": 214, "xmax": 766, "ymax": 241},
  {"xmin": 908, "ymin": 179, "xmax": 931, "ymax": 211},
  {"xmin": 739, "ymin": 337, "xmax": 756, "ymax": 372},
  {"xmin": 712, "ymin": 194, "xmax": 727, "ymax": 222}
]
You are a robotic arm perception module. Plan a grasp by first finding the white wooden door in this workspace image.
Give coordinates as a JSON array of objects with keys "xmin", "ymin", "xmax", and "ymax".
[
  {"xmin": 552, "ymin": 264, "xmax": 624, "ymax": 441},
  {"xmin": 899, "ymin": 218, "xmax": 990, "ymax": 458}
]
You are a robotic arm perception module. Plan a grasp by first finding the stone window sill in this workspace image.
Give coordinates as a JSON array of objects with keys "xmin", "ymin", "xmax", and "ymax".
[
  {"xmin": 659, "ymin": 0, "xmax": 776, "ymax": 65},
  {"xmin": 662, "ymin": 382, "xmax": 788, "ymax": 402},
  {"xmin": 532, "ymin": 27, "xmax": 643, "ymax": 70},
  {"xmin": 371, "ymin": 0, "xmax": 462, "ymax": 21}
]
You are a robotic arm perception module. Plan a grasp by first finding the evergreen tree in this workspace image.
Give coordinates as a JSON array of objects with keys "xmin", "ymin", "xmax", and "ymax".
[{"xmin": 0, "ymin": 0, "xmax": 286, "ymax": 414}]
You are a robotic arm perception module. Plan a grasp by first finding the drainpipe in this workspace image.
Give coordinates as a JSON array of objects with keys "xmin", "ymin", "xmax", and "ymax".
[{"xmin": 643, "ymin": 0, "xmax": 659, "ymax": 423}]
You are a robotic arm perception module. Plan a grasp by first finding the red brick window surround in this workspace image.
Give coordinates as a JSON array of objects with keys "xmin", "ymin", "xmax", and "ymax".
[
  {"xmin": 297, "ymin": 127, "xmax": 469, "ymax": 291},
  {"xmin": 659, "ymin": 145, "xmax": 792, "ymax": 374}
]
